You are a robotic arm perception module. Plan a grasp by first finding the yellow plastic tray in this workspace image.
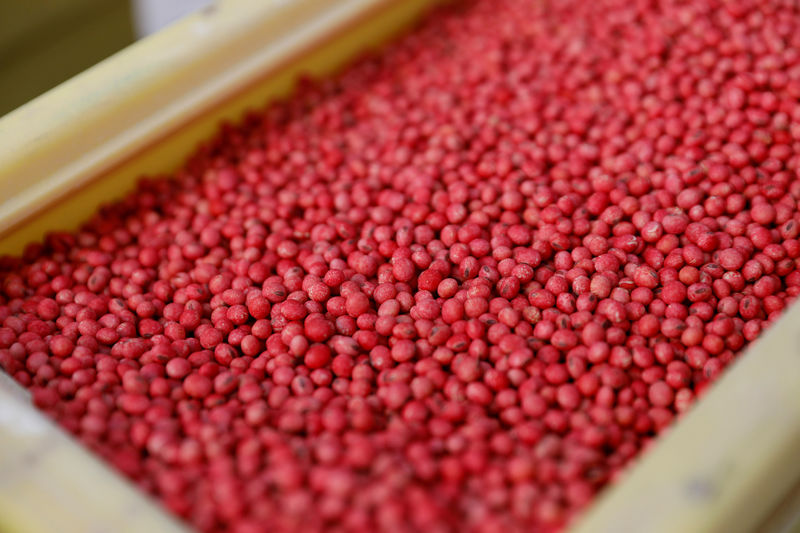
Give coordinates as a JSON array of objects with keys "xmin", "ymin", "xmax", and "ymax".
[{"xmin": 0, "ymin": 0, "xmax": 799, "ymax": 532}]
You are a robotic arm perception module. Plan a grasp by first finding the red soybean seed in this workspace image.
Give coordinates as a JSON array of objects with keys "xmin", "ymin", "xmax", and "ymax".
[
  {"xmin": 718, "ymin": 249, "xmax": 745, "ymax": 271},
  {"xmin": 648, "ymin": 381, "xmax": 675, "ymax": 408},
  {"xmin": 2, "ymin": 1, "xmax": 800, "ymax": 532},
  {"xmin": 661, "ymin": 281, "xmax": 687, "ymax": 304},
  {"xmin": 183, "ymin": 374, "xmax": 212, "ymax": 398}
]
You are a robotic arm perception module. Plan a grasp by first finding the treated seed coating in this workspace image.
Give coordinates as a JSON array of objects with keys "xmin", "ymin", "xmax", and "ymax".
[{"xmin": 3, "ymin": 0, "xmax": 800, "ymax": 532}]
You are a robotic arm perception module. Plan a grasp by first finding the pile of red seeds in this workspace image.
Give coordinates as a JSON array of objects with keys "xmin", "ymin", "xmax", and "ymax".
[{"xmin": 3, "ymin": 0, "xmax": 800, "ymax": 531}]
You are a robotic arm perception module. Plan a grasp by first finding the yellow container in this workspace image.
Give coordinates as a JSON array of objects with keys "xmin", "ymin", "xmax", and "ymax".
[{"xmin": 0, "ymin": 1, "xmax": 799, "ymax": 532}]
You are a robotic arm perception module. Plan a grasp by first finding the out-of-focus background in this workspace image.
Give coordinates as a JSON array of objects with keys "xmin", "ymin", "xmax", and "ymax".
[{"xmin": 0, "ymin": 0, "xmax": 211, "ymax": 117}]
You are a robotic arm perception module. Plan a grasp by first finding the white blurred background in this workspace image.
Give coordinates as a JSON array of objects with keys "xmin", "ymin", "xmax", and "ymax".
[{"xmin": 132, "ymin": 0, "xmax": 213, "ymax": 37}]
